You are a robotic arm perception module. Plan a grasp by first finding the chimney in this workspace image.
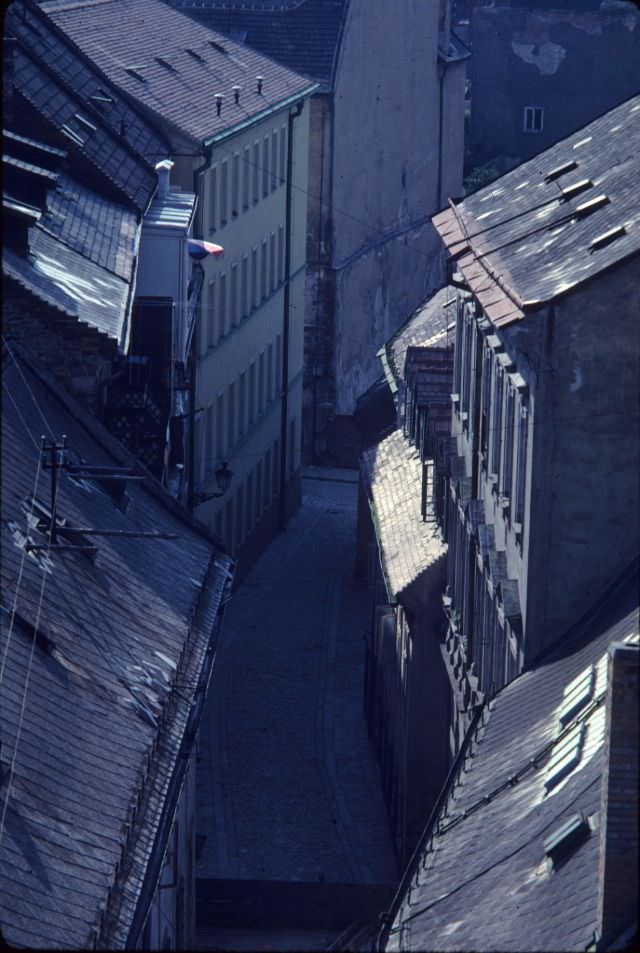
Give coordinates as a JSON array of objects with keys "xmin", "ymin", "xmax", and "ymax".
[
  {"xmin": 256, "ymin": 75, "xmax": 264, "ymax": 95},
  {"xmin": 154, "ymin": 159, "xmax": 174, "ymax": 200},
  {"xmin": 232, "ymin": 84, "xmax": 241, "ymax": 105},
  {"xmin": 597, "ymin": 642, "xmax": 639, "ymax": 946},
  {"xmin": 215, "ymin": 93, "xmax": 223, "ymax": 116}
]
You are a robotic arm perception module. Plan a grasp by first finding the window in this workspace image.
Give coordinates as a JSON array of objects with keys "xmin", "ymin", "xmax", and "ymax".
[
  {"xmin": 264, "ymin": 448, "xmax": 272, "ymax": 506},
  {"xmin": 267, "ymin": 343, "xmax": 274, "ymax": 402},
  {"xmin": 515, "ymin": 402, "xmax": 529, "ymax": 528},
  {"xmin": 255, "ymin": 460, "xmax": 263, "ymax": 521},
  {"xmin": 252, "ymin": 142, "xmax": 260, "ymax": 204},
  {"xmin": 238, "ymin": 371, "xmax": 247, "ymax": 437},
  {"xmin": 231, "ymin": 153, "xmax": 240, "ymax": 216},
  {"xmin": 218, "ymin": 272, "xmax": 227, "ymax": 339},
  {"xmin": 453, "ymin": 299, "xmax": 463, "ymax": 395},
  {"xmin": 275, "ymin": 334, "xmax": 282, "ymax": 397},
  {"xmin": 242, "ymin": 146, "xmax": 250, "ymax": 210},
  {"xmin": 279, "ymin": 125, "xmax": 286, "ymax": 184},
  {"xmin": 215, "ymin": 392, "xmax": 225, "ymax": 459},
  {"xmin": 234, "ymin": 486, "xmax": 243, "ymax": 550},
  {"xmin": 241, "ymin": 254, "xmax": 249, "ymax": 319},
  {"xmin": 248, "ymin": 361, "xmax": 256, "ymax": 427},
  {"xmin": 230, "ymin": 263, "xmax": 238, "ymax": 328},
  {"xmin": 227, "ymin": 380, "xmax": 236, "ymax": 450},
  {"xmin": 209, "ymin": 166, "xmax": 217, "ymax": 233},
  {"xmin": 261, "ymin": 239, "xmax": 268, "ymax": 301},
  {"xmin": 480, "ymin": 344, "xmax": 491, "ymax": 456},
  {"xmin": 246, "ymin": 473, "xmax": 254, "ymax": 532},
  {"xmin": 271, "ymin": 130, "xmax": 278, "ymax": 191},
  {"xmin": 251, "ymin": 247, "xmax": 258, "ymax": 310},
  {"xmin": 277, "ymin": 225, "xmax": 285, "ymax": 284},
  {"xmin": 523, "ymin": 106, "xmax": 544, "ymax": 133},
  {"xmin": 258, "ymin": 351, "xmax": 266, "ymax": 415},
  {"xmin": 262, "ymin": 136, "xmax": 269, "ymax": 197},
  {"xmin": 220, "ymin": 159, "xmax": 228, "ymax": 225},
  {"xmin": 490, "ymin": 363, "xmax": 503, "ymax": 478},
  {"xmin": 203, "ymin": 406, "xmax": 213, "ymax": 480},
  {"xmin": 269, "ymin": 232, "xmax": 276, "ymax": 292},
  {"xmin": 502, "ymin": 383, "xmax": 515, "ymax": 498},
  {"xmin": 207, "ymin": 278, "xmax": 215, "ymax": 348}
]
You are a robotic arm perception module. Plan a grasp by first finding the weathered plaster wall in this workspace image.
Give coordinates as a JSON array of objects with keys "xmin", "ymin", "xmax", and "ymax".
[
  {"xmin": 535, "ymin": 258, "xmax": 640, "ymax": 650},
  {"xmin": 469, "ymin": 5, "xmax": 640, "ymax": 167},
  {"xmin": 330, "ymin": 0, "xmax": 452, "ymax": 416}
]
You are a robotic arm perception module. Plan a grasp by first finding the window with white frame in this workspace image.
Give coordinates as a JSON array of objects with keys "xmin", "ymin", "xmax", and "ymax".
[
  {"xmin": 251, "ymin": 247, "xmax": 258, "ymax": 311},
  {"xmin": 523, "ymin": 106, "xmax": 544, "ymax": 133},
  {"xmin": 241, "ymin": 254, "xmax": 249, "ymax": 319},
  {"xmin": 502, "ymin": 382, "xmax": 515, "ymax": 499},
  {"xmin": 220, "ymin": 159, "xmax": 228, "ymax": 225},
  {"xmin": 230, "ymin": 263, "xmax": 238, "ymax": 328},
  {"xmin": 269, "ymin": 232, "xmax": 276, "ymax": 292},
  {"xmin": 261, "ymin": 238, "xmax": 268, "ymax": 301},
  {"xmin": 242, "ymin": 146, "xmax": 250, "ymax": 210},
  {"xmin": 514, "ymin": 400, "xmax": 529, "ymax": 529},
  {"xmin": 209, "ymin": 166, "xmax": 217, "ymax": 233},
  {"xmin": 271, "ymin": 130, "xmax": 278, "ymax": 191},
  {"xmin": 218, "ymin": 272, "xmax": 227, "ymax": 339},
  {"xmin": 252, "ymin": 141, "xmax": 260, "ymax": 204},
  {"xmin": 279, "ymin": 125, "xmax": 286, "ymax": 184},
  {"xmin": 262, "ymin": 136, "xmax": 269, "ymax": 197},
  {"xmin": 490, "ymin": 361, "xmax": 503, "ymax": 478},
  {"xmin": 207, "ymin": 278, "xmax": 215, "ymax": 349},
  {"xmin": 277, "ymin": 225, "xmax": 285, "ymax": 284},
  {"xmin": 231, "ymin": 153, "xmax": 239, "ymax": 217}
]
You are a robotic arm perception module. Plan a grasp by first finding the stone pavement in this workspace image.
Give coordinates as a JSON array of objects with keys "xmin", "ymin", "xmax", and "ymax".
[{"xmin": 196, "ymin": 468, "xmax": 398, "ymax": 888}]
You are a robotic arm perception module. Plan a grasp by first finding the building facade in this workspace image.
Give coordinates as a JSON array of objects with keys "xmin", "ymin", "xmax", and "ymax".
[
  {"xmin": 468, "ymin": 0, "xmax": 640, "ymax": 171},
  {"xmin": 356, "ymin": 288, "xmax": 456, "ymax": 864},
  {"xmin": 43, "ymin": 0, "xmax": 316, "ymax": 579},
  {"xmin": 167, "ymin": 0, "xmax": 469, "ymax": 464},
  {"xmin": 433, "ymin": 95, "xmax": 640, "ymax": 754}
]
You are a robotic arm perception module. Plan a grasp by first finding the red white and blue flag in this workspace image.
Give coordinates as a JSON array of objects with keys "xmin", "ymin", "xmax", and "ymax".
[{"xmin": 187, "ymin": 239, "xmax": 224, "ymax": 260}]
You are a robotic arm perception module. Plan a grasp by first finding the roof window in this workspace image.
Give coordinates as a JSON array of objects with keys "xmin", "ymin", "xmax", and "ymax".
[
  {"xmin": 185, "ymin": 48, "xmax": 205, "ymax": 61},
  {"xmin": 544, "ymin": 722, "xmax": 585, "ymax": 792},
  {"xmin": 543, "ymin": 812, "xmax": 591, "ymax": 868},
  {"xmin": 208, "ymin": 39, "xmax": 228, "ymax": 54},
  {"xmin": 544, "ymin": 160, "xmax": 578, "ymax": 182},
  {"xmin": 574, "ymin": 194, "xmax": 610, "ymax": 219},
  {"xmin": 125, "ymin": 66, "xmax": 146, "ymax": 82},
  {"xmin": 590, "ymin": 225, "xmax": 627, "ymax": 251},
  {"xmin": 560, "ymin": 179, "xmax": 593, "ymax": 202},
  {"xmin": 155, "ymin": 56, "xmax": 177, "ymax": 72},
  {"xmin": 558, "ymin": 664, "xmax": 595, "ymax": 728}
]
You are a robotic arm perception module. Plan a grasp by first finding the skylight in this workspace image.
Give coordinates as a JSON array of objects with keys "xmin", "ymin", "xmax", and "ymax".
[
  {"xmin": 544, "ymin": 723, "xmax": 585, "ymax": 792},
  {"xmin": 558, "ymin": 664, "xmax": 594, "ymax": 728}
]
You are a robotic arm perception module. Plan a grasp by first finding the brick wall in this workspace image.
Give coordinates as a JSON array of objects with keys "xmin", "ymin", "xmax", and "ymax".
[
  {"xmin": 3, "ymin": 279, "xmax": 118, "ymax": 413},
  {"xmin": 597, "ymin": 641, "xmax": 639, "ymax": 944}
]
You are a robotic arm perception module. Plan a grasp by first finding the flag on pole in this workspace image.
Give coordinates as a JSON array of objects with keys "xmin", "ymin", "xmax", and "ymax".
[{"xmin": 187, "ymin": 239, "xmax": 224, "ymax": 260}]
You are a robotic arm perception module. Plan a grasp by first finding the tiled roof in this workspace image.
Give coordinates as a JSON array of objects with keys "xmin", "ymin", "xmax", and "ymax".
[
  {"xmin": 433, "ymin": 96, "xmax": 640, "ymax": 328},
  {"xmin": 384, "ymin": 565, "xmax": 639, "ymax": 952},
  {"xmin": 29, "ymin": 225, "xmax": 132, "ymax": 343},
  {"xmin": 0, "ymin": 346, "xmax": 233, "ymax": 948},
  {"xmin": 404, "ymin": 346, "xmax": 454, "ymax": 408},
  {"xmin": 361, "ymin": 429, "xmax": 446, "ymax": 603},
  {"xmin": 42, "ymin": 173, "xmax": 139, "ymax": 280},
  {"xmin": 383, "ymin": 286, "xmax": 457, "ymax": 390},
  {"xmin": 42, "ymin": 0, "xmax": 318, "ymax": 145},
  {"xmin": 3, "ymin": 127, "xmax": 140, "ymax": 343},
  {"xmin": 7, "ymin": 0, "xmax": 166, "ymax": 212},
  {"xmin": 166, "ymin": 0, "xmax": 349, "ymax": 89}
]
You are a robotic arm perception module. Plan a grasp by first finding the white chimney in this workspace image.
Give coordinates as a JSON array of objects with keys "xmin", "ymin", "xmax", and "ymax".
[{"xmin": 155, "ymin": 159, "xmax": 174, "ymax": 200}]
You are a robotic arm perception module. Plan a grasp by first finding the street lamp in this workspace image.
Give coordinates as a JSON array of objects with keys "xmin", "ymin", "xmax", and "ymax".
[{"xmin": 193, "ymin": 461, "xmax": 232, "ymax": 505}]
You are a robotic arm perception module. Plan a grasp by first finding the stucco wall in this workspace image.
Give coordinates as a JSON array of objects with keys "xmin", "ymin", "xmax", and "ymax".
[
  {"xmin": 329, "ymin": 0, "xmax": 453, "ymax": 416},
  {"xmin": 534, "ymin": 258, "xmax": 640, "ymax": 649},
  {"xmin": 469, "ymin": 4, "xmax": 640, "ymax": 167}
]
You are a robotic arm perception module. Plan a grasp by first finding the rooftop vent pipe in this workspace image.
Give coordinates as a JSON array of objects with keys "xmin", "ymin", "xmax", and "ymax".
[
  {"xmin": 256, "ymin": 75, "xmax": 264, "ymax": 95},
  {"xmin": 155, "ymin": 158, "xmax": 174, "ymax": 200},
  {"xmin": 215, "ymin": 92, "xmax": 223, "ymax": 116},
  {"xmin": 232, "ymin": 84, "xmax": 241, "ymax": 105}
]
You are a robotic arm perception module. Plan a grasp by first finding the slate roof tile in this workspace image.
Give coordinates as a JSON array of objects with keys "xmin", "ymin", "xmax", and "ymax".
[
  {"xmin": 361, "ymin": 429, "xmax": 446, "ymax": 602},
  {"xmin": 167, "ymin": 0, "xmax": 348, "ymax": 88},
  {"xmin": 433, "ymin": 97, "xmax": 640, "ymax": 326},
  {"xmin": 0, "ymin": 347, "xmax": 233, "ymax": 948},
  {"xmin": 43, "ymin": 0, "xmax": 317, "ymax": 145},
  {"xmin": 383, "ymin": 285, "xmax": 457, "ymax": 388},
  {"xmin": 385, "ymin": 566, "xmax": 639, "ymax": 952}
]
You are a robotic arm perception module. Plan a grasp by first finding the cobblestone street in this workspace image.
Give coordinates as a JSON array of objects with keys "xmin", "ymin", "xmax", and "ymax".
[{"xmin": 196, "ymin": 468, "xmax": 398, "ymax": 894}]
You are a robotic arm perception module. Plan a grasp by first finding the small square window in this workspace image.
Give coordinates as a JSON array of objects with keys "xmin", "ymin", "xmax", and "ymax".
[{"xmin": 523, "ymin": 106, "xmax": 544, "ymax": 133}]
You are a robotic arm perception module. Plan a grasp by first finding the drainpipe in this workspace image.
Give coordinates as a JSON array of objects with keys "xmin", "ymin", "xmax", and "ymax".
[
  {"xmin": 278, "ymin": 100, "xmax": 304, "ymax": 531},
  {"xmin": 187, "ymin": 144, "xmax": 213, "ymax": 513}
]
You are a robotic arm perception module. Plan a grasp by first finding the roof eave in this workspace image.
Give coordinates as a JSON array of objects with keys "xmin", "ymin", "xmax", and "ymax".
[{"xmin": 203, "ymin": 82, "xmax": 319, "ymax": 147}]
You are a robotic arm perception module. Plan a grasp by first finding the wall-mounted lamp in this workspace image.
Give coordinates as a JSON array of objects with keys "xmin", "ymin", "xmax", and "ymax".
[{"xmin": 193, "ymin": 461, "xmax": 232, "ymax": 505}]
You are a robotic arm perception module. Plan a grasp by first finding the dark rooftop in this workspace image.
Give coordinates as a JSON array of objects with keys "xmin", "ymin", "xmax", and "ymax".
[
  {"xmin": 165, "ymin": 0, "xmax": 349, "ymax": 89},
  {"xmin": 383, "ymin": 564, "xmax": 639, "ymax": 952},
  {"xmin": 7, "ymin": 0, "xmax": 167, "ymax": 212},
  {"xmin": 42, "ymin": 0, "xmax": 318, "ymax": 146},
  {"xmin": 381, "ymin": 286, "xmax": 457, "ymax": 394},
  {"xmin": 0, "ymin": 345, "xmax": 232, "ymax": 948},
  {"xmin": 433, "ymin": 96, "xmax": 640, "ymax": 327}
]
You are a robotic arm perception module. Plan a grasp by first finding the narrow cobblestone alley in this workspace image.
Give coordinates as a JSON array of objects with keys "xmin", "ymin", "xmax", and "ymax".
[{"xmin": 195, "ymin": 468, "xmax": 398, "ymax": 947}]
